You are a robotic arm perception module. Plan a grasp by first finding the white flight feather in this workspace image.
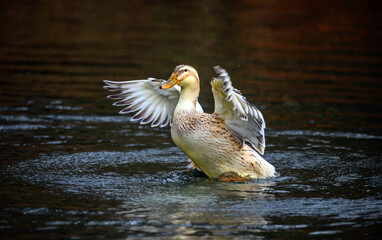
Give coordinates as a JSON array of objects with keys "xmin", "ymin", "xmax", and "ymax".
[{"xmin": 104, "ymin": 78, "xmax": 203, "ymax": 128}]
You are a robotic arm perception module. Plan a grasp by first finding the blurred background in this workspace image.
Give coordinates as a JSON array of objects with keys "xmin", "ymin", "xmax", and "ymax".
[{"xmin": 1, "ymin": 0, "xmax": 381, "ymax": 239}]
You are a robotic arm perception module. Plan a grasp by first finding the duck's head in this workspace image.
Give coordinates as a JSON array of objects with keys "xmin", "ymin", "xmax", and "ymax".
[{"xmin": 160, "ymin": 65, "xmax": 199, "ymax": 89}]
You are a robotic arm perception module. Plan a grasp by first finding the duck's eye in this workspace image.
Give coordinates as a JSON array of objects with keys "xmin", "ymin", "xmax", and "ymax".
[{"xmin": 184, "ymin": 68, "xmax": 188, "ymax": 72}]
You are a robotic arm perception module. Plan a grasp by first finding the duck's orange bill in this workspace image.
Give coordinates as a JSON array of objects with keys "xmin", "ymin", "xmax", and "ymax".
[{"xmin": 160, "ymin": 73, "xmax": 179, "ymax": 89}]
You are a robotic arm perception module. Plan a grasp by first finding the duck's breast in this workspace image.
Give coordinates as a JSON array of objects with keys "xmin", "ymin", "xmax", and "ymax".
[{"xmin": 171, "ymin": 112, "xmax": 237, "ymax": 176}]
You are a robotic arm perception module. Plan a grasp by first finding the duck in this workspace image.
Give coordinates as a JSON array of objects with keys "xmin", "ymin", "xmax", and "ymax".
[{"xmin": 103, "ymin": 65, "xmax": 276, "ymax": 180}]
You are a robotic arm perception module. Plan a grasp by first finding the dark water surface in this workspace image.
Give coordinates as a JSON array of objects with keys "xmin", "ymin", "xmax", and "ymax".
[{"xmin": 1, "ymin": 0, "xmax": 382, "ymax": 239}]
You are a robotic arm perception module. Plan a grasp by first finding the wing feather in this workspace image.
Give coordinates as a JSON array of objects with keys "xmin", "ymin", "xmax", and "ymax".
[
  {"xmin": 104, "ymin": 78, "xmax": 181, "ymax": 127},
  {"xmin": 211, "ymin": 66, "xmax": 266, "ymax": 154}
]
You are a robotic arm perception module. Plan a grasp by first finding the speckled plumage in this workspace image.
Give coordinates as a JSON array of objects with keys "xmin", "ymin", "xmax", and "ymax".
[
  {"xmin": 171, "ymin": 110, "xmax": 275, "ymax": 179},
  {"xmin": 104, "ymin": 65, "xmax": 276, "ymax": 179}
]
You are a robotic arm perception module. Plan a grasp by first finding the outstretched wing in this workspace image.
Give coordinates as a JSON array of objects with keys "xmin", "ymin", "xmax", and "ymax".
[
  {"xmin": 104, "ymin": 78, "xmax": 180, "ymax": 127},
  {"xmin": 211, "ymin": 66, "xmax": 266, "ymax": 154},
  {"xmin": 104, "ymin": 78, "xmax": 204, "ymax": 127}
]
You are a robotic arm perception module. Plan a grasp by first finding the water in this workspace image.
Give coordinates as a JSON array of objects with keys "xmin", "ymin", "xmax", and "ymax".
[{"xmin": 1, "ymin": 0, "xmax": 382, "ymax": 239}]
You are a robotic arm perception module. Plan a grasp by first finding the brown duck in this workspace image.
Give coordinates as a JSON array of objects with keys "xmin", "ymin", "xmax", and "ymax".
[{"xmin": 104, "ymin": 65, "xmax": 275, "ymax": 179}]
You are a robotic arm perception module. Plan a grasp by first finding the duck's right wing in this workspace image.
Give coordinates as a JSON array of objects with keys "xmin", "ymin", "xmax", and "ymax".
[
  {"xmin": 103, "ymin": 78, "xmax": 181, "ymax": 127},
  {"xmin": 211, "ymin": 66, "xmax": 266, "ymax": 154}
]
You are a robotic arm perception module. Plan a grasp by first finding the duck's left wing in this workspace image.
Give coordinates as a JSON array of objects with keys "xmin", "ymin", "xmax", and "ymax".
[
  {"xmin": 211, "ymin": 66, "xmax": 266, "ymax": 154},
  {"xmin": 104, "ymin": 78, "xmax": 182, "ymax": 127}
]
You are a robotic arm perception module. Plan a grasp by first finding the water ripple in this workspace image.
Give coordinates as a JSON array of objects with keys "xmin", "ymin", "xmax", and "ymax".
[{"xmin": 268, "ymin": 129, "xmax": 382, "ymax": 140}]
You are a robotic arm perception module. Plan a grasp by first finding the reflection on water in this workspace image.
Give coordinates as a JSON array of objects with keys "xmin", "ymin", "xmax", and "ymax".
[
  {"xmin": 2, "ymin": 137, "xmax": 381, "ymax": 238},
  {"xmin": 1, "ymin": 0, "xmax": 382, "ymax": 239}
]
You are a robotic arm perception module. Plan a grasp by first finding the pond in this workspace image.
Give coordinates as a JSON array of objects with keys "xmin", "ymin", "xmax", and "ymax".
[{"xmin": 1, "ymin": 0, "xmax": 381, "ymax": 239}]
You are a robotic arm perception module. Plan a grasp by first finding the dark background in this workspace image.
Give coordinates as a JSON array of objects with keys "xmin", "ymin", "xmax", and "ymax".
[{"xmin": 1, "ymin": 0, "xmax": 381, "ymax": 239}]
